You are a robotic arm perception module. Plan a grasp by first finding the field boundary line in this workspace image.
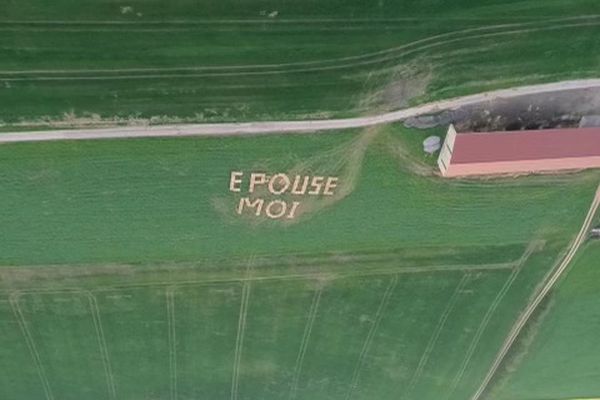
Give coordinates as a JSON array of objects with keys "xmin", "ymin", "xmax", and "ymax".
[
  {"xmin": 470, "ymin": 184, "xmax": 600, "ymax": 400},
  {"xmin": 166, "ymin": 287, "xmax": 178, "ymax": 400},
  {"xmin": 0, "ymin": 26, "xmax": 427, "ymax": 34},
  {"xmin": 87, "ymin": 292, "xmax": 117, "ymax": 400},
  {"xmin": 345, "ymin": 275, "xmax": 399, "ymax": 400},
  {"xmin": 1, "ymin": 261, "xmax": 518, "ymax": 295},
  {"xmin": 289, "ymin": 285, "xmax": 323, "ymax": 400},
  {"xmin": 231, "ymin": 260, "xmax": 253, "ymax": 400},
  {"xmin": 0, "ymin": 243, "xmax": 524, "ymax": 273},
  {"xmin": 8, "ymin": 292, "xmax": 54, "ymax": 400},
  {"xmin": 446, "ymin": 240, "xmax": 543, "ymax": 399},
  {"xmin": 405, "ymin": 273, "xmax": 470, "ymax": 397},
  {"xmin": 4, "ymin": 16, "xmax": 594, "ymax": 25}
]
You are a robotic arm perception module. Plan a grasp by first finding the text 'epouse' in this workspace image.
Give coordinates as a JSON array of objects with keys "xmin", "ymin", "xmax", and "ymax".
[{"xmin": 229, "ymin": 171, "xmax": 339, "ymax": 219}]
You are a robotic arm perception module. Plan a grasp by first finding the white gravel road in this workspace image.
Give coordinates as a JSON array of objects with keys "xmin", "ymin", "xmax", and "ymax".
[{"xmin": 1, "ymin": 79, "xmax": 600, "ymax": 143}]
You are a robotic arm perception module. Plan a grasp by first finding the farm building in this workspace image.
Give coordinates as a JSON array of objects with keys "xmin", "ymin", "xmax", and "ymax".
[{"xmin": 438, "ymin": 125, "xmax": 600, "ymax": 177}]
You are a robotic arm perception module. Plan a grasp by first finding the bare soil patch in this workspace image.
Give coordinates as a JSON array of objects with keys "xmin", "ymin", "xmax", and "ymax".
[{"xmin": 405, "ymin": 86, "xmax": 600, "ymax": 132}]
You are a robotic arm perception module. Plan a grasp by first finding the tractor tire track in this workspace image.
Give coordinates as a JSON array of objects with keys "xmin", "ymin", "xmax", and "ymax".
[{"xmin": 470, "ymin": 185, "xmax": 600, "ymax": 400}]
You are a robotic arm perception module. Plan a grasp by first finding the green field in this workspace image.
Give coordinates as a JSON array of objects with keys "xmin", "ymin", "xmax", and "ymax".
[
  {"xmin": 2, "ymin": 1, "xmax": 600, "ymax": 398},
  {"xmin": 0, "ymin": 125, "xmax": 599, "ymax": 399},
  {"xmin": 0, "ymin": 126, "xmax": 596, "ymax": 265},
  {"xmin": 1, "ymin": 0, "xmax": 600, "ymax": 127},
  {"xmin": 485, "ymin": 237, "xmax": 600, "ymax": 400}
]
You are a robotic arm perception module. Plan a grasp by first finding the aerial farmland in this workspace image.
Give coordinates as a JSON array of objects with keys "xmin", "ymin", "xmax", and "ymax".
[{"xmin": 1, "ymin": 1, "xmax": 599, "ymax": 400}]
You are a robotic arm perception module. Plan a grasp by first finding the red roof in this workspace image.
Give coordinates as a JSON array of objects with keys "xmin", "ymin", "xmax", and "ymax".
[{"xmin": 452, "ymin": 128, "xmax": 600, "ymax": 164}]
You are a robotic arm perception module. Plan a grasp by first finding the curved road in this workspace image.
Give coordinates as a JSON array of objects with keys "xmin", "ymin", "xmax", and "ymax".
[
  {"xmin": 471, "ymin": 184, "xmax": 600, "ymax": 400},
  {"xmin": 1, "ymin": 79, "xmax": 600, "ymax": 143}
]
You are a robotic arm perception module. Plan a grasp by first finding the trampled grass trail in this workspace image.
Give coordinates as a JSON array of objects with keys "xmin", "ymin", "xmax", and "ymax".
[{"xmin": 471, "ymin": 184, "xmax": 600, "ymax": 400}]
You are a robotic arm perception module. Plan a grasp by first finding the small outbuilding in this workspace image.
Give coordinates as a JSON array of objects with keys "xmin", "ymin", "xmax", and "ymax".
[{"xmin": 438, "ymin": 125, "xmax": 600, "ymax": 177}]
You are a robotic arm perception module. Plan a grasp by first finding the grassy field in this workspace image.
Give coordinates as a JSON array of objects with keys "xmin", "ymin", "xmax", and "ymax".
[
  {"xmin": 0, "ymin": 125, "xmax": 597, "ymax": 266},
  {"xmin": 0, "ymin": 244, "xmax": 581, "ymax": 400},
  {"xmin": 0, "ymin": 0, "xmax": 599, "ymax": 127},
  {"xmin": 486, "ymin": 237, "xmax": 600, "ymax": 400},
  {"xmin": 0, "ymin": 125, "xmax": 598, "ymax": 400},
  {"xmin": 2, "ymin": 1, "xmax": 600, "ymax": 398}
]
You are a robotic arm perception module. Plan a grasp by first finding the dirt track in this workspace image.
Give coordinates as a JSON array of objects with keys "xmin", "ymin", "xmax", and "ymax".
[
  {"xmin": 470, "ymin": 184, "xmax": 600, "ymax": 400},
  {"xmin": 1, "ymin": 79, "xmax": 600, "ymax": 143}
]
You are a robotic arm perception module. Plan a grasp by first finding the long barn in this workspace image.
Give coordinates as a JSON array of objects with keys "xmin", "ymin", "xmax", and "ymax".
[{"xmin": 438, "ymin": 125, "xmax": 600, "ymax": 177}]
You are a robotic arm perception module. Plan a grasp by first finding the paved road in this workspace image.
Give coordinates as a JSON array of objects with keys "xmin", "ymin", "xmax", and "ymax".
[
  {"xmin": 1, "ymin": 79, "xmax": 600, "ymax": 143},
  {"xmin": 470, "ymin": 184, "xmax": 600, "ymax": 400}
]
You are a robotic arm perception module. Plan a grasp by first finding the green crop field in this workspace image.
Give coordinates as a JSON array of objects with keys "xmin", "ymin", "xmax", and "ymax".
[
  {"xmin": 0, "ymin": 125, "xmax": 596, "ymax": 265},
  {"xmin": 2, "ymin": 1, "xmax": 600, "ymax": 399},
  {"xmin": 1, "ymin": 0, "xmax": 600, "ymax": 128},
  {"xmin": 0, "ymin": 125, "xmax": 599, "ymax": 400},
  {"xmin": 485, "ymin": 238, "xmax": 600, "ymax": 400}
]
